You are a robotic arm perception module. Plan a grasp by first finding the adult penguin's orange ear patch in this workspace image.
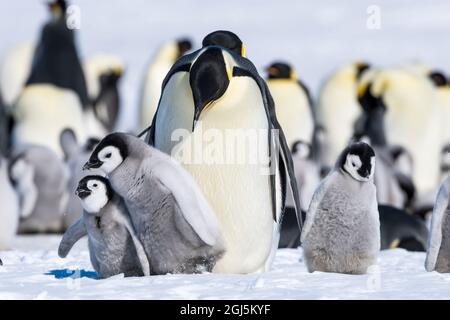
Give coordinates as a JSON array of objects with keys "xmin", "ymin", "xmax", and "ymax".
[
  {"xmin": 267, "ymin": 67, "xmax": 279, "ymax": 77},
  {"xmin": 241, "ymin": 44, "xmax": 246, "ymax": 57}
]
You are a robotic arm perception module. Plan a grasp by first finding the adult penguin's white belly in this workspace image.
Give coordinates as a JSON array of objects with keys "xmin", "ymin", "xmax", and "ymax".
[
  {"xmin": 268, "ymin": 80, "xmax": 314, "ymax": 147},
  {"xmin": 0, "ymin": 42, "xmax": 34, "ymax": 108},
  {"xmin": 436, "ymin": 87, "xmax": 450, "ymax": 146},
  {"xmin": 12, "ymin": 84, "xmax": 86, "ymax": 158},
  {"xmin": 317, "ymin": 66, "xmax": 361, "ymax": 165},
  {"xmin": 140, "ymin": 61, "xmax": 175, "ymax": 130},
  {"xmin": 172, "ymin": 77, "xmax": 277, "ymax": 274},
  {"xmin": 382, "ymin": 70, "xmax": 440, "ymax": 193}
]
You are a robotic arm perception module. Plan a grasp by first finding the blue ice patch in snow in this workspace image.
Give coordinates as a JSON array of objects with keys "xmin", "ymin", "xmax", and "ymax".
[{"xmin": 45, "ymin": 269, "xmax": 98, "ymax": 280}]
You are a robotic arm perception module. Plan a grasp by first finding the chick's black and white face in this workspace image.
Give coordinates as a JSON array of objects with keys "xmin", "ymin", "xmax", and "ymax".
[
  {"xmin": 76, "ymin": 178, "xmax": 109, "ymax": 213},
  {"xmin": 84, "ymin": 134, "xmax": 128, "ymax": 175},
  {"xmin": 342, "ymin": 143, "xmax": 376, "ymax": 182},
  {"xmin": 97, "ymin": 146, "xmax": 123, "ymax": 174}
]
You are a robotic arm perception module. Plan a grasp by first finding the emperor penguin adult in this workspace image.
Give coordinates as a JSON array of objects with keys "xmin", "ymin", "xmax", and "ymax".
[
  {"xmin": 316, "ymin": 62, "xmax": 371, "ymax": 167},
  {"xmin": 139, "ymin": 38, "xmax": 192, "ymax": 129},
  {"xmin": 357, "ymin": 67, "xmax": 441, "ymax": 194},
  {"xmin": 146, "ymin": 41, "xmax": 302, "ymax": 273},
  {"xmin": 425, "ymin": 172, "xmax": 450, "ymax": 273},
  {"xmin": 301, "ymin": 142, "xmax": 380, "ymax": 274},
  {"xmin": 12, "ymin": 0, "xmax": 87, "ymax": 157},
  {"xmin": 265, "ymin": 62, "xmax": 314, "ymax": 147},
  {"xmin": 83, "ymin": 54, "xmax": 124, "ymax": 133},
  {"xmin": 83, "ymin": 133, "xmax": 225, "ymax": 275},
  {"xmin": 354, "ymin": 85, "xmax": 415, "ymax": 209}
]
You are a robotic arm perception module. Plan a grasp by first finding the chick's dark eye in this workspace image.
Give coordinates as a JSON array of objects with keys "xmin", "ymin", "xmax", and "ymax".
[
  {"xmin": 105, "ymin": 153, "xmax": 111, "ymax": 158},
  {"xmin": 93, "ymin": 184, "xmax": 98, "ymax": 187}
]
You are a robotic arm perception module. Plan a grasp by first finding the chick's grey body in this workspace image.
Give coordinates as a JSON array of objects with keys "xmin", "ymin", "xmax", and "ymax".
[
  {"xmin": 302, "ymin": 172, "xmax": 379, "ymax": 274},
  {"xmin": 58, "ymin": 177, "xmax": 149, "ymax": 279},
  {"xmin": 92, "ymin": 134, "xmax": 225, "ymax": 275},
  {"xmin": 83, "ymin": 198, "xmax": 143, "ymax": 278},
  {"xmin": 425, "ymin": 174, "xmax": 450, "ymax": 273}
]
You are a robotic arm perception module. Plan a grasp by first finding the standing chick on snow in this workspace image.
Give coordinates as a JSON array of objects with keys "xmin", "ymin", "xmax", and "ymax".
[
  {"xmin": 302, "ymin": 142, "xmax": 380, "ymax": 274},
  {"xmin": 58, "ymin": 175, "xmax": 150, "ymax": 279}
]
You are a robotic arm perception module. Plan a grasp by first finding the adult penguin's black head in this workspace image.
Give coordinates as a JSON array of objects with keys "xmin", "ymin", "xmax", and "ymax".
[
  {"xmin": 47, "ymin": 0, "xmax": 67, "ymax": 20},
  {"xmin": 266, "ymin": 62, "xmax": 294, "ymax": 80},
  {"xmin": 428, "ymin": 71, "xmax": 447, "ymax": 87},
  {"xmin": 189, "ymin": 47, "xmax": 230, "ymax": 125},
  {"xmin": 177, "ymin": 38, "xmax": 192, "ymax": 58},
  {"xmin": 202, "ymin": 30, "xmax": 245, "ymax": 57},
  {"xmin": 355, "ymin": 62, "xmax": 371, "ymax": 80}
]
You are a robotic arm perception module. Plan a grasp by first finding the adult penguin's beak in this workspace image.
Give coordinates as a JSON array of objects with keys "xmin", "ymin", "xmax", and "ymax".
[{"xmin": 189, "ymin": 47, "xmax": 230, "ymax": 129}]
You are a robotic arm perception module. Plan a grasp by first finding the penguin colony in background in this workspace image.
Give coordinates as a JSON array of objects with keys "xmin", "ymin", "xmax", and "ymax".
[{"xmin": 1, "ymin": 1, "xmax": 450, "ymax": 278}]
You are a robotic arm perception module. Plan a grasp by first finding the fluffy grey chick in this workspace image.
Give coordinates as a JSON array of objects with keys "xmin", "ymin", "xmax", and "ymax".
[
  {"xmin": 301, "ymin": 142, "xmax": 380, "ymax": 274},
  {"xmin": 83, "ymin": 133, "xmax": 225, "ymax": 275},
  {"xmin": 58, "ymin": 175, "xmax": 150, "ymax": 279}
]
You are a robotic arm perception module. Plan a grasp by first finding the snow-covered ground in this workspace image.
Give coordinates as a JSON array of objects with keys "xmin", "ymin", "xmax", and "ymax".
[{"xmin": 0, "ymin": 235, "xmax": 449, "ymax": 300}]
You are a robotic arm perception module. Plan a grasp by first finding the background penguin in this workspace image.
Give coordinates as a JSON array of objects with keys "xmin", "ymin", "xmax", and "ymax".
[
  {"xmin": 353, "ymin": 82, "xmax": 415, "ymax": 209},
  {"xmin": 12, "ymin": 0, "xmax": 87, "ymax": 157},
  {"xmin": 425, "ymin": 172, "xmax": 450, "ymax": 273},
  {"xmin": 139, "ymin": 38, "xmax": 192, "ymax": 129},
  {"xmin": 0, "ymin": 156, "xmax": 20, "ymax": 250},
  {"xmin": 84, "ymin": 133, "xmax": 225, "ymax": 275},
  {"xmin": 379, "ymin": 205, "xmax": 428, "ymax": 251},
  {"xmin": 0, "ymin": 42, "xmax": 34, "ymax": 109},
  {"xmin": 146, "ymin": 43, "xmax": 302, "ymax": 273},
  {"xmin": 428, "ymin": 71, "xmax": 450, "ymax": 150},
  {"xmin": 357, "ymin": 67, "xmax": 440, "ymax": 194},
  {"xmin": 83, "ymin": 54, "xmax": 124, "ymax": 133},
  {"xmin": 316, "ymin": 62, "xmax": 371, "ymax": 167},
  {"xmin": 301, "ymin": 142, "xmax": 380, "ymax": 274},
  {"xmin": 58, "ymin": 175, "xmax": 150, "ymax": 279},
  {"xmin": 289, "ymin": 140, "xmax": 321, "ymax": 212},
  {"xmin": 60, "ymin": 128, "xmax": 101, "ymax": 229},
  {"xmin": 10, "ymin": 144, "xmax": 69, "ymax": 234},
  {"xmin": 265, "ymin": 62, "xmax": 314, "ymax": 147}
]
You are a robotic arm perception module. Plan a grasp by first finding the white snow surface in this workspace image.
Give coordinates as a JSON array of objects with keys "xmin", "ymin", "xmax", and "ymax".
[{"xmin": 0, "ymin": 235, "xmax": 449, "ymax": 300}]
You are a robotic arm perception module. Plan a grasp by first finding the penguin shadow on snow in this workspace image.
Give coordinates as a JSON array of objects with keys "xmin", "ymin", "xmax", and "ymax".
[{"xmin": 45, "ymin": 269, "xmax": 98, "ymax": 280}]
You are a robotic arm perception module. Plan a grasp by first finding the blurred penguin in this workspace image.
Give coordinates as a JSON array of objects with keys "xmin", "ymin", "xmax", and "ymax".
[
  {"xmin": 0, "ymin": 43, "xmax": 34, "ymax": 109},
  {"xmin": 355, "ymin": 82, "xmax": 416, "ymax": 209},
  {"xmin": 12, "ymin": 0, "xmax": 87, "ymax": 157},
  {"xmin": 139, "ymin": 38, "xmax": 192, "ymax": 129},
  {"xmin": 316, "ymin": 62, "xmax": 371, "ymax": 167},
  {"xmin": 10, "ymin": 144, "xmax": 69, "ymax": 233},
  {"xmin": 83, "ymin": 55, "xmax": 124, "ymax": 133},
  {"xmin": 59, "ymin": 128, "xmax": 101, "ymax": 229},
  {"xmin": 0, "ymin": 156, "xmax": 20, "ymax": 250},
  {"xmin": 265, "ymin": 62, "xmax": 314, "ymax": 147},
  {"xmin": 428, "ymin": 71, "xmax": 450, "ymax": 150},
  {"xmin": 357, "ymin": 67, "xmax": 440, "ymax": 194},
  {"xmin": 379, "ymin": 205, "xmax": 428, "ymax": 251}
]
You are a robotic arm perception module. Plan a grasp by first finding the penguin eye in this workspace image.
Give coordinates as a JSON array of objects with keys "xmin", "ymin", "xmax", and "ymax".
[
  {"xmin": 93, "ymin": 184, "xmax": 98, "ymax": 187},
  {"xmin": 352, "ymin": 161, "xmax": 356, "ymax": 167},
  {"xmin": 105, "ymin": 153, "xmax": 112, "ymax": 159}
]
